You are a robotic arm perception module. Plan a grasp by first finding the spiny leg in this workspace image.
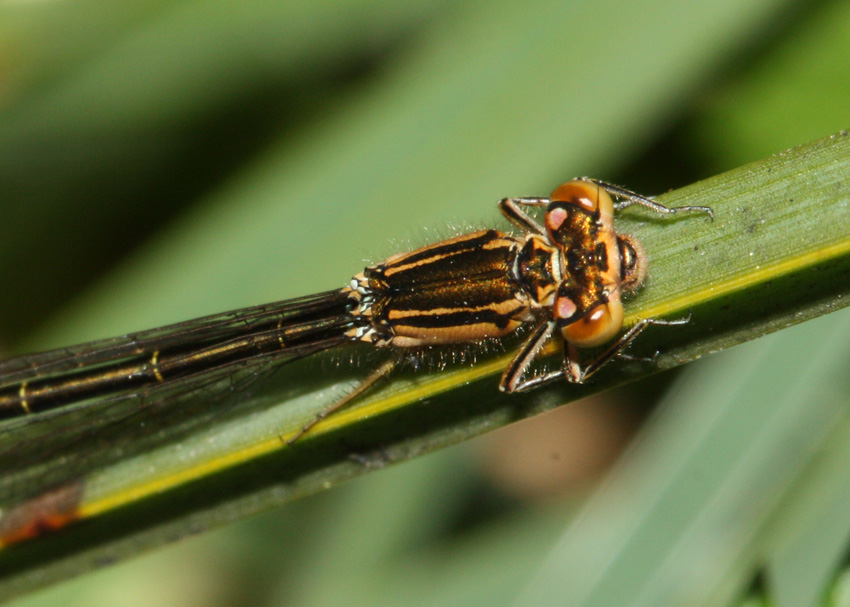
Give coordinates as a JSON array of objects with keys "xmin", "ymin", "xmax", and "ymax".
[
  {"xmin": 498, "ymin": 197, "xmax": 550, "ymax": 235},
  {"xmin": 578, "ymin": 177, "xmax": 714, "ymax": 219},
  {"xmin": 286, "ymin": 357, "xmax": 397, "ymax": 445},
  {"xmin": 564, "ymin": 313, "xmax": 692, "ymax": 383},
  {"xmin": 499, "ymin": 320, "xmax": 562, "ymax": 393}
]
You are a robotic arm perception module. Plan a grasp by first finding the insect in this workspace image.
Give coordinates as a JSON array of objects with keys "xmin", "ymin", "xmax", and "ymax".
[
  {"xmin": 0, "ymin": 177, "xmax": 711, "ymax": 544},
  {"xmin": 0, "ymin": 178, "xmax": 711, "ymax": 437}
]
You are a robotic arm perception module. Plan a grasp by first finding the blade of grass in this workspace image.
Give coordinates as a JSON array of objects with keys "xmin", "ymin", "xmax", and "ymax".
[{"xmin": 765, "ymin": 413, "xmax": 850, "ymax": 607}]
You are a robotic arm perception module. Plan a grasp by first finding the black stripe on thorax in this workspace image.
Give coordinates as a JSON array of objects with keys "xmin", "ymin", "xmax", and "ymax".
[
  {"xmin": 391, "ymin": 307, "xmax": 520, "ymax": 331},
  {"xmin": 384, "ymin": 229, "xmax": 506, "ymax": 270}
]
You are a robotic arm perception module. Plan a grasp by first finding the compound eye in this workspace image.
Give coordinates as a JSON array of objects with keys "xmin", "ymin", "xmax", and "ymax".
[
  {"xmin": 549, "ymin": 180, "xmax": 614, "ymax": 216},
  {"xmin": 545, "ymin": 180, "xmax": 615, "ymax": 244},
  {"xmin": 561, "ymin": 300, "xmax": 624, "ymax": 348}
]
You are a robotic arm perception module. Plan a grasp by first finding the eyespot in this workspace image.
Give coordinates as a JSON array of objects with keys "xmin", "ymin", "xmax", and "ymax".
[
  {"xmin": 561, "ymin": 300, "xmax": 624, "ymax": 348},
  {"xmin": 545, "ymin": 206, "xmax": 569, "ymax": 233},
  {"xmin": 554, "ymin": 293, "xmax": 578, "ymax": 322},
  {"xmin": 553, "ymin": 282, "xmax": 583, "ymax": 326}
]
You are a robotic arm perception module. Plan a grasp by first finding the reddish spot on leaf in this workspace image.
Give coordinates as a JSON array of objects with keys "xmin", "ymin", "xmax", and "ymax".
[{"xmin": 0, "ymin": 482, "xmax": 84, "ymax": 545}]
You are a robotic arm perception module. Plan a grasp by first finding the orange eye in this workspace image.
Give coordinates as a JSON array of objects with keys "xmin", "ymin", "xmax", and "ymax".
[
  {"xmin": 561, "ymin": 300, "xmax": 623, "ymax": 348},
  {"xmin": 548, "ymin": 180, "xmax": 614, "ymax": 217},
  {"xmin": 545, "ymin": 180, "xmax": 616, "ymax": 246}
]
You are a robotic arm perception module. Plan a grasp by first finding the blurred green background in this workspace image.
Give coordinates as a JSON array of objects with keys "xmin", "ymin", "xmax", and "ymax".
[{"xmin": 2, "ymin": 0, "xmax": 850, "ymax": 606}]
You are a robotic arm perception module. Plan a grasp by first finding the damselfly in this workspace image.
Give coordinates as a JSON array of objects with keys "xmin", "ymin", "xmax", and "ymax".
[{"xmin": 0, "ymin": 178, "xmax": 711, "ymax": 542}]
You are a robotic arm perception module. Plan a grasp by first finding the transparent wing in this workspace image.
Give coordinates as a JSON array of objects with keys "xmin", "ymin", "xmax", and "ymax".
[
  {"xmin": 0, "ymin": 290, "xmax": 356, "ymax": 508},
  {"xmin": 0, "ymin": 290, "xmax": 348, "ymax": 384}
]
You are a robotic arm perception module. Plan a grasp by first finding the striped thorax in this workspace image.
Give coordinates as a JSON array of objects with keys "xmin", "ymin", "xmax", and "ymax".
[{"xmin": 343, "ymin": 229, "xmax": 553, "ymax": 347}]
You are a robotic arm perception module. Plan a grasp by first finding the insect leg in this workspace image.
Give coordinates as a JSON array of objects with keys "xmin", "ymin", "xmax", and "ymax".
[
  {"xmin": 498, "ymin": 197, "xmax": 550, "ymax": 235},
  {"xmin": 499, "ymin": 320, "xmax": 562, "ymax": 393},
  {"xmin": 578, "ymin": 177, "xmax": 714, "ymax": 219},
  {"xmin": 286, "ymin": 357, "xmax": 397, "ymax": 444},
  {"xmin": 564, "ymin": 313, "xmax": 692, "ymax": 383}
]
